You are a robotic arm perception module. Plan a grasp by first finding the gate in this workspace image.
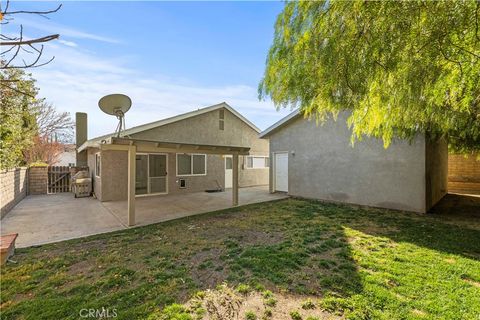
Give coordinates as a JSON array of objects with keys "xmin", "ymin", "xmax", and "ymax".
[{"xmin": 47, "ymin": 166, "xmax": 72, "ymax": 194}]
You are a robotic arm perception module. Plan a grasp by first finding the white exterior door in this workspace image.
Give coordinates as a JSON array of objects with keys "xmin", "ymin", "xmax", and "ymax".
[
  {"xmin": 274, "ymin": 152, "xmax": 288, "ymax": 192},
  {"xmin": 225, "ymin": 156, "xmax": 233, "ymax": 189}
]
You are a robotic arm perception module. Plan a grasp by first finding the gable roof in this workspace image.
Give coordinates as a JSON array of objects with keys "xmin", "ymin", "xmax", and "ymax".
[
  {"xmin": 259, "ymin": 109, "xmax": 301, "ymax": 138},
  {"xmin": 78, "ymin": 102, "xmax": 260, "ymax": 152}
]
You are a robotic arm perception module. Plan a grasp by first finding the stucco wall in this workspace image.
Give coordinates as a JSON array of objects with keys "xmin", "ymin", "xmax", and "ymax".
[
  {"xmin": 101, "ymin": 150, "xmax": 128, "ymax": 201},
  {"xmin": 425, "ymin": 138, "xmax": 448, "ymax": 209},
  {"xmin": 268, "ymin": 113, "xmax": 428, "ymax": 213},
  {"xmin": 238, "ymin": 154, "xmax": 269, "ymax": 187},
  {"xmin": 131, "ymin": 107, "xmax": 269, "ymax": 187},
  {"xmin": 169, "ymin": 154, "xmax": 224, "ymax": 194},
  {"xmin": 99, "ymin": 152, "xmax": 225, "ymax": 201},
  {"xmin": 93, "ymin": 107, "xmax": 268, "ymax": 201}
]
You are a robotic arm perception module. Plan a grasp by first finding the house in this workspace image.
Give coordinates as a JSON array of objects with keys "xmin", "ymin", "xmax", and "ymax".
[
  {"xmin": 259, "ymin": 110, "xmax": 448, "ymax": 213},
  {"xmin": 76, "ymin": 102, "xmax": 269, "ymax": 224},
  {"xmin": 54, "ymin": 144, "xmax": 76, "ymax": 166}
]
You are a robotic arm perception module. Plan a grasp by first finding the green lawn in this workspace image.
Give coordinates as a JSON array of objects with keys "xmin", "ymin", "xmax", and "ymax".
[{"xmin": 1, "ymin": 198, "xmax": 479, "ymax": 319}]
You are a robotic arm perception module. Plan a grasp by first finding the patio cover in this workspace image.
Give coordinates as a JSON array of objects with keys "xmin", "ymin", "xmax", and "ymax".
[{"xmin": 100, "ymin": 137, "xmax": 250, "ymax": 226}]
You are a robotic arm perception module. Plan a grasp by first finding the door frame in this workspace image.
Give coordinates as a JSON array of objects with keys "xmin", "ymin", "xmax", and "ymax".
[
  {"xmin": 273, "ymin": 151, "xmax": 289, "ymax": 192},
  {"xmin": 135, "ymin": 152, "xmax": 169, "ymax": 197}
]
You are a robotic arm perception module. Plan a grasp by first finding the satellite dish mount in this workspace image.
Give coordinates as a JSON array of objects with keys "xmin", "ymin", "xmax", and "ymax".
[{"xmin": 98, "ymin": 94, "xmax": 132, "ymax": 137}]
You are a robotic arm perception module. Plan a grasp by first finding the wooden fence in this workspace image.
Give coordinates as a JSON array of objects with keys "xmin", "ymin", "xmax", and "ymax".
[{"xmin": 47, "ymin": 166, "xmax": 88, "ymax": 194}]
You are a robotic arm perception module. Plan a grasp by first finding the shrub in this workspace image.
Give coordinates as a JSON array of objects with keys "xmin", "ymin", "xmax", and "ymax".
[
  {"xmin": 301, "ymin": 299, "xmax": 315, "ymax": 310},
  {"xmin": 236, "ymin": 284, "xmax": 251, "ymax": 295},
  {"xmin": 290, "ymin": 310, "xmax": 302, "ymax": 320},
  {"xmin": 159, "ymin": 304, "xmax": 192, "ymax": 320},
  {"xmin": 245, "ymin": 311, "xmax": 257, "ymax": 320},
  {"xmin": 263, "ymin": 308, "xmax": 273, "ymax": 318},
  {"xmin": 264, "ymin": 297, "xmax": 277, "ymax": 307}
]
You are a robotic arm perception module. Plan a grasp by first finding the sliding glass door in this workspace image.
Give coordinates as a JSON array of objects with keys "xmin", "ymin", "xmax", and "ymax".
[{"xmin": 135, "ymin": 153, "xmax": 167, "ymax": 195}]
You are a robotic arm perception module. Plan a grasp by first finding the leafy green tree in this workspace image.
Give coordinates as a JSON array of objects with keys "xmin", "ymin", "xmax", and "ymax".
[
  {"xmin": 0, "ymin": 65, "xmax": 39, "ymax": 169},
  {"xmin": 260, "ymin": 1, "xmax": 480, "ymax": 153}
]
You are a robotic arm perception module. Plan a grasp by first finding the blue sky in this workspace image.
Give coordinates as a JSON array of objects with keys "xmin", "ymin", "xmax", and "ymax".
[{"xmin": 5, "ymin": 1, "xmax": 292, "ymax": 138}]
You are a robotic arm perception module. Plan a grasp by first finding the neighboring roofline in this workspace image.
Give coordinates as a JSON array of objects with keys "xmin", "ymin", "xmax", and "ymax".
[
  {"xmin": 78, "ymin": 102, "xmax": 260, "ymax": 152},
  {"xmin": 259, "ymin": 109, "xmax": 301, "ymax": 138}
]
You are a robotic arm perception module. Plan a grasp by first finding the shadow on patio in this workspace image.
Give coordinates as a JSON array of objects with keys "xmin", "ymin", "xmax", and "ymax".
[{"xmin": 101, "ymin": 185, "xmax": 288, "ymax": 227}]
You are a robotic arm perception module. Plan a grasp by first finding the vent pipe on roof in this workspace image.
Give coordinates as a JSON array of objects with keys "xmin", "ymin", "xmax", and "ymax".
[{"xmin": 76, "ymin": 112, "xmax": 88, "ymax": 167}]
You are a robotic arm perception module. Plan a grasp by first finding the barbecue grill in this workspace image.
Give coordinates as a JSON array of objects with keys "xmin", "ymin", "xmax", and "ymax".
[{"xmin": 71, "ymin": 171, "xmax": 92, "ymax": 198}]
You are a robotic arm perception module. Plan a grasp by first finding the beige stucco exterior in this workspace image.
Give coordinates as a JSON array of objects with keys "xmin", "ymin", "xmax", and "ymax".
[
  {"xmin": 264, "ymin": 112, "xmax": 447, "ymax": 213},
  {"xmin": 84, "ymin": 106, "xmax": 269, "ymax": 202}
]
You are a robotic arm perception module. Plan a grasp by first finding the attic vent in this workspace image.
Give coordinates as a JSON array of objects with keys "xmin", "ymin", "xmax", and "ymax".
[{"xmin": 219, "ymin": 109, "xmax": 225, "ymax": 130}]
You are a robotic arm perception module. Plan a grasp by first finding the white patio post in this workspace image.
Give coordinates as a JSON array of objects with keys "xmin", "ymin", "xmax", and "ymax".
[
  {"xmin": 127, "ymin": 145, "xmax": 136, "ymax": 226},
  {"xmin": 232, "ymin": 153, "xmax": 239, "ymax": 206}
]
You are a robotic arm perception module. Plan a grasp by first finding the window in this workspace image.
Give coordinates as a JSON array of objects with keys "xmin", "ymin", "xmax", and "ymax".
[
  {"xmin": 176, "ymin": 154, "xmax": 207, "ymax": 176},
  {"xmin": 95, "ymin": 153, "xmax": 101, "ymax": 177},
  {"xmin": 245, "ymin": 156, "xmax": 269, "ymax": 169},
  {"xmin": 225, "ymin": 157, "xmax": 233, "ymax": 170}
]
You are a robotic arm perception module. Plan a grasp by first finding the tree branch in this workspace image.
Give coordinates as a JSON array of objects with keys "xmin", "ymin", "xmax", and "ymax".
[
  {"xmin": 1, "ymin": 2, "xmax": 62, "ymax": 16},
  {"xmin": 0, "ymin": 34, "xmax": 59, "ymax": 46}
]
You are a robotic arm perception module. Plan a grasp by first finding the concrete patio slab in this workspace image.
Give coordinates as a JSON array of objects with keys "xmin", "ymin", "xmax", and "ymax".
[
  {"xmin": 0, "ymin": 194, "xmax": 125, "ymax": 248},
  {"xmin": 0, "ymin": 186, "xmax": 288, "ymax": 248},
  {"xmin": 102, "ymin": 186, "xmax": 288, "ymax": 227}
]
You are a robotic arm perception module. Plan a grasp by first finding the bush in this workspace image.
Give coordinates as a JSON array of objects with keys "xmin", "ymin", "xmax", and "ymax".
[
  {"xmin": 290, "ymin": 311, "xmax": 302, "ymax": 320},
  {"xmin": 245, "ymin": 311, "xmax": 257, "ymax": 320},
  {"xmin": 301, "ymin": 299, "xmax": 315, "ymax": 310},
  {"xmin": 158, "ymin": 304, "xmax": 192, "ymax": 320},
  {"xmin": 263, "ymin": 308, "xmax": 273, "ymax": 319},
  {"xmin": 236, "ymin": 284, "xmax": 251, "ymax": 295},
  {"xmin": 264, "ymin": 297, "xmax": 277, "ymax": 307}
]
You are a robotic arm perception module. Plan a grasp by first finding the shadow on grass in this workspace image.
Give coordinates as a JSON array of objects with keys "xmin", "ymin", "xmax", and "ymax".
[{"xmin": 2, "ymin": 197, "xmax": 479, "ymax": 319}]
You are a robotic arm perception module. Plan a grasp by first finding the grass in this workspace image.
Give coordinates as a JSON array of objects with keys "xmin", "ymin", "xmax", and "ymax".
[{"xmin": 1, "ymin": 198, "xmax": 479, "ymax": 319}]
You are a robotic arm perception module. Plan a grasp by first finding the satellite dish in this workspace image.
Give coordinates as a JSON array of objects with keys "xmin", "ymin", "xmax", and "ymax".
[{"xmin": 98, "ymin": 94, "xmax": 132, "ymax": 137}]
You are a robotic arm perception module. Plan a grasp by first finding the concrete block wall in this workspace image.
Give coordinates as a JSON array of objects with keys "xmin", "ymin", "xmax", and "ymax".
[
  {"xmin": 28, "ymin": 166, "xmax": 48, "ymax": 195},
  {"xmin": 0, "ymin": 167, "xmax": 28, "ymax": 219},
  {"xmin": 448, "ymin": 153, "xmax": 480, "ymax": 194}
]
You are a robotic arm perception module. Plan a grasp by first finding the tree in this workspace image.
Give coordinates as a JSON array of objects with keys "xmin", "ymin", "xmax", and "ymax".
[
  {"xmin": 35, "ymin": 101, "xmax": 74, "ymax": 143},
  {"xmin": 0, "ymin": 0, "xmax": 61, "ymax": 70},
  {"xmin": 259, "ymin": 1, "xmax": 480, "ymax": 153},
  {"xmin": 0, "ymin": 65, "xmax": 38, "ymax": 168},
  {"xmin": 23, "ymin": 135, "xmax": 64, "ymax": 165},
  {"xmin": 0, "ymin": 64, "xmax": 73, "ymax": 169}
]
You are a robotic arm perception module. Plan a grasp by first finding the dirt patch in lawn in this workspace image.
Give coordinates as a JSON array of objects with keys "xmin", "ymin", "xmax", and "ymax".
[
  {"xmin": 153, "ymin": 284, "xmax": 339, "ymax": 320},
  {"xmin": 189, "ymin": 248, "xmax": 230, "ymax": 288}
]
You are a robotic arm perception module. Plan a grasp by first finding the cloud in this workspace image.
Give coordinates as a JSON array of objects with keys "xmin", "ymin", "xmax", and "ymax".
[
  {"xmin": 13, "ymin": 17, "xmax": 120, "ymax": 44},
  {"xmin": 58, "ymin": 39, "xmax": 78, "ymax": 47},
  {"xmin": 30, "ymin": 41, "xmax": 292, "ymax": 139}
]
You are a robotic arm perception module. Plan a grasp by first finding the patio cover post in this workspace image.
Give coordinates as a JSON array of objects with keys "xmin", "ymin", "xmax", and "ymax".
[
  {"xmin": 232, "ymin": 153, "xmax": 239, "ymax": 206},
  {"xmin": 128, "ymin": 145, "xmax": 136, "ymax": 226}
]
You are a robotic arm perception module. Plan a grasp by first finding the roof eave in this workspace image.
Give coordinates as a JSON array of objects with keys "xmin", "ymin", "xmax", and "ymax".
[{"xmin": 259, "ymin": 109, "xmax": 301, "ymax": 138}]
